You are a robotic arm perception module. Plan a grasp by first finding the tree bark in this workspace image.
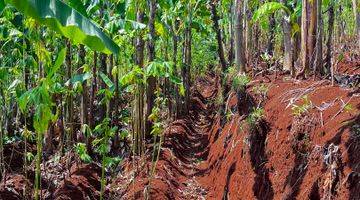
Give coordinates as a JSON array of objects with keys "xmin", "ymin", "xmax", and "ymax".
[
  {"xmin": 281, "ymin": 0, "xmax": 294, "ymax": 74},
  {"xmin": 145, "ymin": 0, "xmax": 157, "ymax": 137},
  {"xmin": 298, "ymin": 0, "xmax": 309, "ymax": 78},
  {"xmin": 234, "ymin": 0, "xmax": 246, "ymax": 72},
  {"xmin": 79, "ymin": 45, "xmax": 88, "ymax": 130},
  {"xmin": 181, "ymin": 3, "xmax": 193, "ymax": 116},
  {"xmin": 308, "ymin": 0, "xmax": 317, "ymax": 69},
  {"xmin": 65, "ymin": 40, "xmax": 74, "ymax": 146},
  {"xmin": 325, "ymin": 1, "xmax": 334, "ymax": 73},
  {"xmin": 267, "ymin": 14, "xmax": 276, "ymax": 56},
  {"xmin": 210, "ymin": 2, "xmax": 227, "ymax": 69},
  {"xmin": 353, "ymin": 0, "xmax": 360, "ymax": 52},
  {"xmin": 90, "ymin": 51, "xmax": 97, "ymax": 129},
  {"xmin": 133, "ymin": 9, "xmax": 145, "ymax": 155},
  {"xmin": 228, "ymin": 1, "xmax": 235, "ymax": 65},
  {"xmin": 313, "ymin": 0, "xmax": 323, "ymax": 77},
  {"xmin": 245, "ymin": 4, "xmax": 253, "ymax": 67}
]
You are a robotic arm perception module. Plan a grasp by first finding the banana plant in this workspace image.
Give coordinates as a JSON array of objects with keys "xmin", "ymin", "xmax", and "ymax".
[
  {"xmin": 253, "ymin": 1, "xmax": 301, "ymax": 35},
  {"xmin": 3, "ymin": 0, "xmax": 120, "ymax": 55}
]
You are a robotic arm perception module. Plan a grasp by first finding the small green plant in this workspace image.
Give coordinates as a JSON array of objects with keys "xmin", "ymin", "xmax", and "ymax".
[
  {"xmin": 252, "ymin": 84, "xmax": 269, "ymax": 97},
  {"xmin": 232, "ymin": 73, "xmax": 251, "ymax": 91},
  {"xmin": 247, "ymin": 108, "xmax": 264, "ymax": 128},
  {"xmin": 92, "ymin": 118, "xmax": 120, "ymax": 200},
  {"xmin": 75, "ymin": 143, "xmax": 92, "ymax": 163},
  {"xmin": 344, "ymin": 103, "xmax": 355, "ymax": 114},
  {"xmin": 291, "ymin": 95, "xmax": 312, "ymax": 116},
  {"xmin": 252, "ymin": 83, "xmax": 269, "ymax": 107}
]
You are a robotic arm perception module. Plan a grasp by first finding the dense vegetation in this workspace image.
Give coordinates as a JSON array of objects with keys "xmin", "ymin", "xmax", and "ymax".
[{"xmin": 0, "ymin": 0, "xmax": 358, "ymax": 199}]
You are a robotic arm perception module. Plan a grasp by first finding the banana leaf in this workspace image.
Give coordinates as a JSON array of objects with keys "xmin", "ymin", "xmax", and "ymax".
[{"xmin": 5, "ymin": 0, "xmax": 120, "ymax": 55}]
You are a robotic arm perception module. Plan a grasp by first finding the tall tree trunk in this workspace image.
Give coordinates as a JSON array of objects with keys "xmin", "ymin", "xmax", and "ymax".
[
  {"xmin": 210, "ymin": 1, "xmax": 229, "ymax": 126},
  {"xmin": 353, "ymin": 0, "xmax": 360, "ymax": 52},
  {"xmin": 267, "ymin": 14, "xmax": 276, "ymax": 56},
  {"xmin": 79, "ymin": 45, "xmax": 88, "ymax": 138},
  {"xmin": 299, "ymin": 0, "xmax": 309, "ymax": 78},
  {"xmin": 245, "ymin": 4, "xmax": 253, "ymax": 67},
  {"xmin": 325, "ymin": 1, "xmax": 334, "ymax": 73},
  {"xmin": 181, "ymin": 4, "xmax": 192, "ymax": 116},
  {"xmin": 308, "ymin": 0, "xmax": 317, "ymax": 69},
  {"xmin": 145, "ymin": 0, "xmax": 157, "ymax": 137},
  {"xmin": 234, "ymin": 0, "xmax": 246, "ymax": 72},
  {"xmin": 228, "ymin": 1, "xmax": 234, "ymax": 65},
  {"xmin": 65, "ymin": 40, "xmax": 74, "ymax": 146},
  {"xmin": 210, "ymin": 2, "xmax": 227, "ymax": 69},
  {"xmin": 280, "ymin": 0, "xmax": 294, "ymax": 74},
  {"xmin": 90, "ymin": 51, "xmax": 97, "ymax": 129},
  {"xmin": 133, "ymin": 10, "xmax": 145, "ymax": 155},
  {"xmin": 100, "ymin": 53, "xmax": 107, "ymax": 119},
  {"xmin": 172, "ymin": 21, "xmax": 181, "ymax": 119},
  {"xmin": 313, "ymin": 0, "xmax": 323, "ymax": 77}
]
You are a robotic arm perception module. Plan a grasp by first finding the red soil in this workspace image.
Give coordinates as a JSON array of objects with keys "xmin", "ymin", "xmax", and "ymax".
[
  {"xmin": 0, "ymin": 62, "xmax": 358, "ymax": 200},
  {"xmin": 113, "ymin": 67, "xmax": 359, "ymax": 199}
]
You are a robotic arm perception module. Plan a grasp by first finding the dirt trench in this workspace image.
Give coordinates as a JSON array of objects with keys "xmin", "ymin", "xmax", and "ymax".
[{"xmin": 114, "ymin": 70, "xmax": 360, "ymax": 200}]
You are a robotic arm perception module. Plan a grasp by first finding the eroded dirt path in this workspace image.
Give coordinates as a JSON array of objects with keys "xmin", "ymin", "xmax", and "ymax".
[{"xmin": 114, "ymin": 70, "xmax": 360, "ymax": 200}]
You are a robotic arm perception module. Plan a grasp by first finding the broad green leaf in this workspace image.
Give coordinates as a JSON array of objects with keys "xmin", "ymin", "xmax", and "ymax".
[
  {"xmin": 47, "ymin": 48, "xmax": 66, "ymax": 78},
  {"xmin": 65, "ymin": 0, "xmax": 88, "ymax": 17},
  {"xmin": 66, "ymin": 72, "xmax": 92, "ymax": 85},
  {"xmin": 6, "ymin": 0, "xmax": 120, "ymax": 55},
  {"xmin": 253, "ymin": 2, "xmax": 290, "ymax": 22},
  {"xmin": 100, "ymin": 72, "xmax": 115, "ymax": 92}
]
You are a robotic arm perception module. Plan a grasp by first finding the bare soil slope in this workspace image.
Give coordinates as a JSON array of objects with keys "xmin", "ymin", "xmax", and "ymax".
[{"xmin": 114, "ymin": 69, "xmax": 360, "ymax": 199}]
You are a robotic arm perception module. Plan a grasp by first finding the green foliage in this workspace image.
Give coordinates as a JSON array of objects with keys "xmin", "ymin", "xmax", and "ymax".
[
  {"xmin": 26, "ymin": 152, "xmax": 34, "ymax": 162},
  {"xmin": 247, "ymin": 108, "xmax": 264, "ymax": 129},
  {"xmin": 253, "ymin": 2, "xmax": 290, "ymax": 22},
  {"xmin": 92, "ymin": 118, "xmax": 118, "ymax": 155},
  {"xmin": 252, "ymin": 84, "xmax": 269, "ymax": 97},
  {"xmin": 292, "ymin": 95, "xmax": 312, "ymax": 116},
  {"xmin": 75, "ymin": 143, "xmax": 92, "ymax": 163},
  {"xmin": 5, "ymin": 0, "xmax": 120, "ymax": 54},
  {"xmin": 232, "ymin": 74, "xmax": 251, "ymax": 91}
]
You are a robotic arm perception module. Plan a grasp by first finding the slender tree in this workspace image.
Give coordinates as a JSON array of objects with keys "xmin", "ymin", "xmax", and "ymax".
[
  {"xmin": 134, "ymin": 8, "xmax": 145, "ymax": 155},
  {"xmin": 234, "ymin": 0, "xmax": 246, "ymax": 73},
  {"xmin": 313, "ymin": 0, "xmax": 323, "ymax": 77},
  {"xmin": 299, "ymin": 0, "xmax": 309, "ymax": 78},
  {"xmin": 145, "ymin": 0, "xmax": 157, "ymax": 137},
  {"xmin": 280, "ymin": 0, "xmax": 294, "ymax": 75},
  {"xmin": 353, "ymin": 0, "xmax": 360, "ymax": 52},
  {"xmin": 325, "ymin": 0, "xmax": 334, "ymax": 73}
]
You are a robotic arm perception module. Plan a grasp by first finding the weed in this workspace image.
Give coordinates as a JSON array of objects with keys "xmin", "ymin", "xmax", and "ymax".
[
  {"xmin": 291, "ymin": 95, "xmax": 312, "ymax": 116},
  {"xmin": 344, "ymin": 103, "xmax": 355, "ymax": 114},
  {"xmin": 247, "ymin": 108, "xmax": 264, "ymax": 129},
  {"xmin": 252, "ymin": 84, "xmax": 269, "ymax": 97},
  {"xmin": 232, "ymin": 73, "xmax": 251, "ymax": 92}
]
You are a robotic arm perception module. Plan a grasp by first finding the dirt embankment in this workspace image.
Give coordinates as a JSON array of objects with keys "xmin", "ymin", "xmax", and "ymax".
[
  {"xmin": 0, "ymin": 61, "xmax": 358, "ymax": 199},
  {"xmin": 114, "ymin": 67, "xmax": 359, "ymax": 199}
]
